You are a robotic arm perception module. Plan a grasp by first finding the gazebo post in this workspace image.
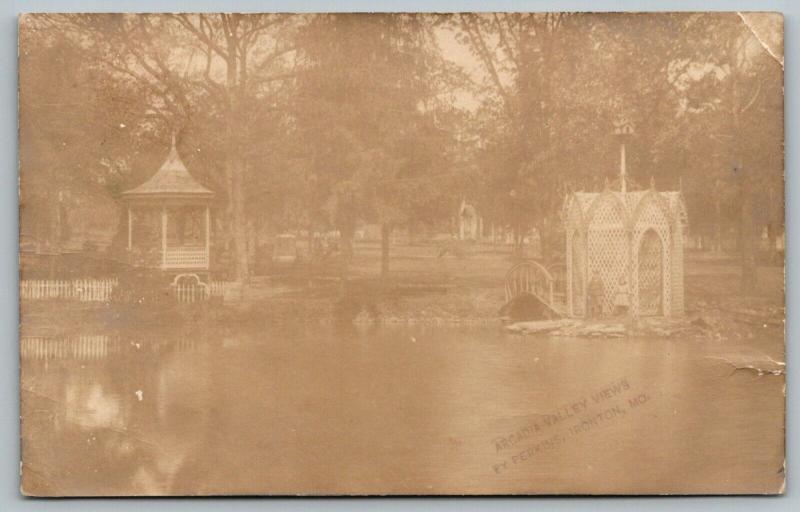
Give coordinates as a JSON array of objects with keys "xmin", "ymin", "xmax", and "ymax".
[
  {"xmin": 161, "ymin": 206, "xmax": 168, "ymax": 269},
  {"xmin": 127, "ymin": 206, "xmax": 133, "ymax": 251},
  {"xmin": 205, "ymin": 205, "xmax": 210, "ymax": 262}
]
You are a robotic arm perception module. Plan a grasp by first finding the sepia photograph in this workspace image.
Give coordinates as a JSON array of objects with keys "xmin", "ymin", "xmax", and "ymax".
[{"xmin": 18, "ymin": 12, "xmax": 784, "ymax": 496}]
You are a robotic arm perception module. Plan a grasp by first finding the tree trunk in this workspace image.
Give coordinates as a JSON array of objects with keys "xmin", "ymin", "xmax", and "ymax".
[
  {"xmin": 513, "ymin": 223, "xmax": 525, "ymax": 260},
  {"xmin": 739, "ymin": 185, "xmax": 758, "ymax": 292},
  {"xmin": 713, "ymin": 198, "xmax": 723, "ymax": 253},
  {"xmin": 224, "ymin": 39, "xmax": 249, "ymax": 283},
  {"xmin": 227, "ymin": 156, "xmax": 249, "ymax": 282},
  {"xmin": 381, "ymin": 223, "xmax": 392, "ymax": 279},
  {"xmin": 539, "ymin": 218, "xmax": 557, "ymax": 263}
]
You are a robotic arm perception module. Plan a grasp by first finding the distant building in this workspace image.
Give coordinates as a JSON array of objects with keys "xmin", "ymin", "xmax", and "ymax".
[{"xmin": 458, "ymin": 199, "xmax": 483, "ymax": 240}]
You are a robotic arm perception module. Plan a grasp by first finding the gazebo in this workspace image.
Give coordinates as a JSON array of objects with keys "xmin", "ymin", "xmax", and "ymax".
[
  {"xmin": 563, "ymin": 179, "xmax": 688, "ymax": 318},
  {"xmin": 122, "ymin": 138, "xmax": 214, "ymax": 273}
]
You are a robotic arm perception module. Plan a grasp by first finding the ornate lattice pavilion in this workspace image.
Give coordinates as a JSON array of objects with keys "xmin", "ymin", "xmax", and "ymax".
[
  {"xmin": 563, "ymin": 181, "xmax": 688, "ymax": 318},
  {"xmin": 122, "ymin": 138, "xmax": 214, "ymax": 272}
]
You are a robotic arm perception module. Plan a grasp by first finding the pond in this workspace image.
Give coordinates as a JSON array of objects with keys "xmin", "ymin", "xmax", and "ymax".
[{"xmin": 20, "ymin": 322, "xmax": 784, "ymax": 495}]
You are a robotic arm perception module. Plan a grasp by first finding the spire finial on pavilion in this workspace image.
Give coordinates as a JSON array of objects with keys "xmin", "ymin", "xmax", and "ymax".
[{"xmin": 650, "ymin": 176, "xmax": 656, "ymax": 190}]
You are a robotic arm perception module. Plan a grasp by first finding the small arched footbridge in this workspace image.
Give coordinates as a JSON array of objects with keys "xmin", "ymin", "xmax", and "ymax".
[{"xmin": 503, "ymin": 261, "xmax": 567, "ymax": 317}]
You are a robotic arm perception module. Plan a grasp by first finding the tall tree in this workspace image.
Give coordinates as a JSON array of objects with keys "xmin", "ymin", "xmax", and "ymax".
[
  {"xmin": 296, "ymin": 14, "xmax": 460, "ymax": 278},
  {"xmin": 664, "ymin": 13, "xmax": 783, "ymax": 289},
  {"xmin": 50, "ymin": 13, "xmax": 300, "ymax": 280},
  {"xmin": 452, "ymin": 13, "xmax": 576, "ymax": 259},
  {"xmin": 19, "ymin": 19, "xmax": 154, "ymax": 249}
]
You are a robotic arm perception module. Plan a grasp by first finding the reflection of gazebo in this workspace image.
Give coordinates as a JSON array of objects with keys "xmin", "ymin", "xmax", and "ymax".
[
  {"xmin": 563, "ymin": 181, "xmax": 688, "ymax": 318},
  {"xmin": 122, "ymin": 139, "xmax": 214, "ymax": 271}
]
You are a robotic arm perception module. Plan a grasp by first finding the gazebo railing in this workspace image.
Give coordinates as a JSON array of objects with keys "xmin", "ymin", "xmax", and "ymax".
[{"xmin": 164, "ymin": 247, "xmax": 208, "ymax": 269}]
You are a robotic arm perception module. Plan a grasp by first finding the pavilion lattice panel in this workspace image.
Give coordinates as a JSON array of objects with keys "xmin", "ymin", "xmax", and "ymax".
[{"xmin": 586, "ymin": 195, "xmax": 628, "ymax": 315}]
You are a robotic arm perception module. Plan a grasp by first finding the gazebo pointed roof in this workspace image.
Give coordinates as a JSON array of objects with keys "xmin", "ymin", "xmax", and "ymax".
[{"xmin": 122, "ymin": 139, "xmax": 213, "ymax": 201}]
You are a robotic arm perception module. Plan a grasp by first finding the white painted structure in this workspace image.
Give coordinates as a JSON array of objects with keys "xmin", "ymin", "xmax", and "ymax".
[{"xmin": 122, "ymin": 138, "xmax": 214, "ymax": 271}]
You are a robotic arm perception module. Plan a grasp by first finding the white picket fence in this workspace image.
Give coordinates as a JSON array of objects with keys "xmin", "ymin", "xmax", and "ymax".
[
  {"xmin": 20, "ymin": 277, "xmax": 233, "ymax": 304},
  {"xmin": 209, "ymin": 281, "xmax": 233, "ymax": 297},
  {"xmin": 20, "ymin": 279, "xmax": 118, "ymax": 302},
  {"xmin": 173, "ymin": 280, "xmax": 233, "ymax": 304}
]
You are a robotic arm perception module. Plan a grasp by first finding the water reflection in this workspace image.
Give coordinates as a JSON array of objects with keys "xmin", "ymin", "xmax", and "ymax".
[
  {"xmin": 21, "ymin": 334, "xmax": 199, "ymax": 362},
  {"xmin": 20, "ymin": 325, "xmax": 784, "ymax": 495}
]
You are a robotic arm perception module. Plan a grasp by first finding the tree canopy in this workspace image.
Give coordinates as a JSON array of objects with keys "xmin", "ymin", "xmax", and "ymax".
[{"xmin": 19, "ymin": 13, "xmax": 783, "ymax": 286}]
